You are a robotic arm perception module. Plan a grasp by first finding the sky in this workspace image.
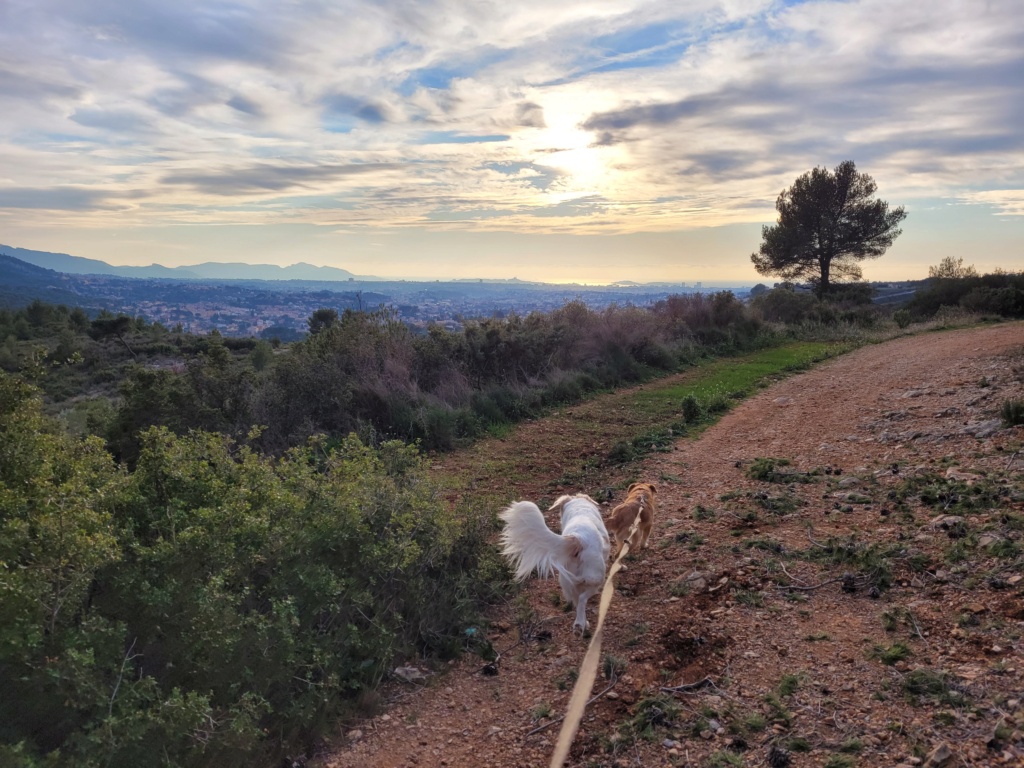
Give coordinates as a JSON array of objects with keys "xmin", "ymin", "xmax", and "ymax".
[{"xmin": 1, "ymin": 0, "xmax": 1022, "ymax": 285}]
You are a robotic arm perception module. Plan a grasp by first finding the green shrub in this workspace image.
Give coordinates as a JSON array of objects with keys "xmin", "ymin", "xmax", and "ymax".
[
  {"xmin": 870, "ymin": 642, "xmax": 912, "ymax": 665},
  {"xmin": 0, "ymin": 372, "xmax": 498, "ymax": 767},
  {"xmin": 546, "ymin": 374, "xmax": 584, "ymax": 405},
  {"xmin": 681, "ymin": 393, "xmax": 702, "ymax": 423},
  {"xmin": 624, "ymin": 694, "xmax": 680, "ymax": 739},
  {"xmin": 1001, "ymin": 398, "xmax": 1024, "ymax": 427},
  {"xmin": 752, "ymin": 287, "xmax": 822, "ymax": 324},
  {"xmin": 748, "ymin": 457, "xmax": 791, "ymax": 482},
  {"xmin": 908, "ymin": 271, "xmax": 1024, "ymax": 318},
  {"xmin": 901, "ymin": 669, "xmax": 968, "ymax": 706}
]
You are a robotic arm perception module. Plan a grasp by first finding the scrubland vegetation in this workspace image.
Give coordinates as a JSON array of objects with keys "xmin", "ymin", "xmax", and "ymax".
[{"xmin": 1, "ymin": 270, "xmax": 1021, "ymax": 766}]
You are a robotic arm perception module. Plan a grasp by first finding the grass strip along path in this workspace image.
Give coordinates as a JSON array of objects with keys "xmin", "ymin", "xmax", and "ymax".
[{"xmin": 432, "ymin": 341, "xmax": 846, "ymax": 511}]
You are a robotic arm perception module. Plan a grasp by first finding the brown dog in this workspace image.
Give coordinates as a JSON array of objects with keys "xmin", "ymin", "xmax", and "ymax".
[{"xmin": 605, "ymin": 482, "xmax": 657, "ymax": 558}]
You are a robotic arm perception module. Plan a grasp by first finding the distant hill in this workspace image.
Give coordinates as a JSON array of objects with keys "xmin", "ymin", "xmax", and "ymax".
[
  {"xmin": 0, "ymin": 244, "xmax": 367, "ymax": 282},
  {"xmin": 183, "ymin": 261, "xmax": 359, "ymax": 281},
  {"xmin": 0, "ymin": 244, "xmax": 199, "ymax": 279},
  {"xmin": 0, "ymin": 253, "xmax": 94, "ymax": 308}
]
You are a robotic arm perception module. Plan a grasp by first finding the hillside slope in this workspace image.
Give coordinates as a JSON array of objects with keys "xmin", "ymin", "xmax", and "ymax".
[
  {"xmin": 0, "ymin": 253, "xmax": 88, "ymax": 307},
  {"xmin": 320, "ymin": 323, "xmax": 1024, "ymax": 768}
]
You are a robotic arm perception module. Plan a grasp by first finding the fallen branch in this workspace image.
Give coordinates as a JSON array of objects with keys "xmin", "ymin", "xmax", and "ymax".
[
  {"xmin": 775, "ymin": 576, "xmax": 845, "ymax": 592},
  {"xmin": 779, "ymin": 562, "xmax": 808, "ymax": 586},
  {"xmin": 806, "ymin": 530, "xmax": 829, "ymax": 549},
  {"xmin": 904, "ymin": 608, "xmax": 928, "ymax": 647},
  {"xmin": 660, "ymin": 676, "xmax": 715, "ymax": 694}
]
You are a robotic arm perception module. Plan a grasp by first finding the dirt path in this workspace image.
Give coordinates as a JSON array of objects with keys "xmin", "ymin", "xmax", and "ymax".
[{"xmin": 319, "ymin": 323, "xmax": 1024, "ymax": 768}]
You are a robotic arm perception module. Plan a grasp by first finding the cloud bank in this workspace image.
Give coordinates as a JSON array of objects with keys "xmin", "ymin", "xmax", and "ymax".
[{"xmin": 0, "ymin": 0, "xmax": 1021, "ymax": 278}]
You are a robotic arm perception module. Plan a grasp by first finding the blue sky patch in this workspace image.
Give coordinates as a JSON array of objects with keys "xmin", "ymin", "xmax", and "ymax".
[{"xmin": 418, "ymin": 131, "xmax": 509, "ymax": 145}]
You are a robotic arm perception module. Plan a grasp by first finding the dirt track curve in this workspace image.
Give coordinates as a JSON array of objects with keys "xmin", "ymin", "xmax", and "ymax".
[{"xmin": 319, "ymin": 323, "xmax": 1024, "ymax": 768}]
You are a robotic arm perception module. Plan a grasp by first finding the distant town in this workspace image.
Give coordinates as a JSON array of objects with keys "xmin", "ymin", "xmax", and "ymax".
[
  {"xmin": 2, "ymin": 245, "xmax": 724, "ymax": 338},
  {"xmin": 30, "ymin": 271, "xmax": 715, "ymax": 340},
  {"xmin": 1, "ymin": 244, "xmax": 923, "ymax": 340}
]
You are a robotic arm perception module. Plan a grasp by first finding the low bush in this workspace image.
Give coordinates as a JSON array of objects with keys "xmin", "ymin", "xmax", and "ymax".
[
  {"xmin": 681, "ymin": 393, "xmax": 702, "ymax": 423},
  {"xmin": 751, "ymin": 287, "xmax": 825, "ymax": 324},
  {"xmin": 1001, "ymin": 398, "xmax": 1024, "ymax": 427},
  {"xmin": 0, "ymin": 372, "xmax": 499, "ymax": 767},
  {"xmin": 907, "ymin": 271, "xmax": 1024, "ymax": 319}
]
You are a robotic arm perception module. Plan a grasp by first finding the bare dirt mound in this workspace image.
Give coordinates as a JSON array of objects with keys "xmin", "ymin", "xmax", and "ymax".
[{"xmin": 319, "ymin": 323, "xmax": 1024, "ymax": 768}]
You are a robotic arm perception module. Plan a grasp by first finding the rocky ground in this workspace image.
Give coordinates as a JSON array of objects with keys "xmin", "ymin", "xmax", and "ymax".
[{"xmin": 317, "ymin": 323, "xmax": 1024, "ymax": 768}]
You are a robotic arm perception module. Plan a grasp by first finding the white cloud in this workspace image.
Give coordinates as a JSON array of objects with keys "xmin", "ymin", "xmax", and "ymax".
[
  {"xmin": 958, "ymin": 190, "xmax": 1024, "ymax": 216},
  {"xmin": 0, "ymin": 0, "xmax": 1022, "ymax": 278}
]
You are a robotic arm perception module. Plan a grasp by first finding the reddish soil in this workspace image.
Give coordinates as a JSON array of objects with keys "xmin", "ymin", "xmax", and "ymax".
[{"xmin": 318, "ymin": 323, "xmax": 1024, "ymax": 768}]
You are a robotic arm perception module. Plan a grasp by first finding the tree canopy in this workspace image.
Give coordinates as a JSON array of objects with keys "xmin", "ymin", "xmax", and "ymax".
[
  {"xmin": 751, "ymin": 160, "xmax": 906, "ymax": 294},
  {"xmin": 928, "ymin": 256, "xmax": 978, "ymax": 280},
  {"xmin": 307, "ymin": 307, "xmax": 339, "ymax": 335},
  {"xmin": 89, "ymin": 311, "xmax": 137, "ymax": 359}
]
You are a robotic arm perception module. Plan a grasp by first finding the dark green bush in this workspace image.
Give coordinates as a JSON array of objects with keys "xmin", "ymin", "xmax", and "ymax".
[
  {"xmin": 635, "ymin": 340, "xmax": 677, "ymax": 370},
  {"xmin": 751, "ymin": 287, "xmax": 822, "ymax": 324},
  {"xmin": 547, "ymin": 375, "xmax": 584, "ymax": 404},
  {"xmin": 681, "ymin": 393, "xmax": 702, "ymax": 423},
  {"xmin": 1, "ymin": 372, "xmax": 498, "ymax": 767},
  {"xmin": 824, "ymin": 282, "xmax": 876, "ymax": 305},
  {"xmin": 18, "ymin": 294, "xmax": 781, "ymax": 459},
  {"xmin": 960, "ymin": 285, "xmax": 1024, "ymax": 316},
  {"xmin": 1002, "ymin": 398, "xmax": 1024, "ymax": 427},
  {"xmin": 908, "ymin": 271, "xmax": 1024, "ymax": 318},
  {"xmin": 752, "ymin": 284, "xmax": 882, "ymax": 327}
]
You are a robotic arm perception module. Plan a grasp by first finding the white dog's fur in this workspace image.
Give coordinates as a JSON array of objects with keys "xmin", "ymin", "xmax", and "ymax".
[{"xmin": 499, "ymin": 494, "xmax": 610, "ymax": 632}]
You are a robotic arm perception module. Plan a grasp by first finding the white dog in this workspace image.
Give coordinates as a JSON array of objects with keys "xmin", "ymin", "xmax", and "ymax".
[{"xmin": 499, "ymin": 494, "xmax": 610, "ymax": 633}]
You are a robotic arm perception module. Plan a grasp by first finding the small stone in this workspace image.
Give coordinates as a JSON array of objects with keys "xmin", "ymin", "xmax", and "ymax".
[
  {"xmin": 929, "ymin": 515, "xmax": 965, "ymax": 530},
  {"xmin": 923, "ymin": 742, "xmax": 954, "ymax": 768},
  {"xmin": 346, "ymin": 729, "xmax": 364, "ymax": 741}
]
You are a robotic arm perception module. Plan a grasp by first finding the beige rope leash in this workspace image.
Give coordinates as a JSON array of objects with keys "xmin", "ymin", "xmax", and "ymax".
[{"xmin": 548, "ymin": 508, "xmax": 644, "ymax": 768}]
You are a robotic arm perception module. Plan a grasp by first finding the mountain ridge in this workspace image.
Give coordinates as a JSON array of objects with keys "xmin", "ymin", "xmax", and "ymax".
[{"xmin": 0, "ymin": 244, "xmax": 368, "ymax": 282}]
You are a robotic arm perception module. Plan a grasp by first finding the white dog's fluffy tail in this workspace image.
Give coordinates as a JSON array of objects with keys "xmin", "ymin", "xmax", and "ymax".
[{"xmin": 499, "ymin": 501, "xmax": 580, "ymax": 582}]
